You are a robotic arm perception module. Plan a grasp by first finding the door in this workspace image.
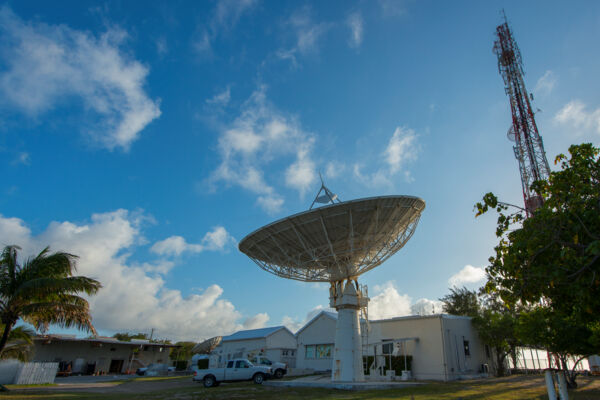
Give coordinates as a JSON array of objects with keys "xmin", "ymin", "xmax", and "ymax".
[
  {"xmin": 109, "ymin": 359, "xmax": 124, "ymax": 374},
  {"xmin": 229, "ymin": 360, "xmax": 251, "ymax": 380}
]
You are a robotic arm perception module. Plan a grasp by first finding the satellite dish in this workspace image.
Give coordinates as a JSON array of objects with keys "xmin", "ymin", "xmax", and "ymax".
[
  {"xmin": 310, "ymin": 173, "xmax": 340, "ymax": 209},
  {"xmin": 507, "ymin": 125, "xmax": 516, "ymax": 142},
  {"xmin": 192, "ymin": 336, "xmax": 222, "ymax": 354},
  {"xmin": 239, "ymin": 193, "xmax": 425, "ymax": 382}
]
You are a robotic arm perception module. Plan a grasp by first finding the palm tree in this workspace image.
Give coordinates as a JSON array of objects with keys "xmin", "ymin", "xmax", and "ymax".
[
  {"xmin": 0, "ymin": 245, "xmax": 101, "ymax": 357},
  {"xmin": 0, "ymin": 325, "xmax": 35, "ymax": 361}
]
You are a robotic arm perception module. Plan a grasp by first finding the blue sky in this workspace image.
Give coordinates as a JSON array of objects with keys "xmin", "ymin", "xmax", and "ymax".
[{"xmin": 1, "ymin": 0, "xmax": 599, "ymax": 341}]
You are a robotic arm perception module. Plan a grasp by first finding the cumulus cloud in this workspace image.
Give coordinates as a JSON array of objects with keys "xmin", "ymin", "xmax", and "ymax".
[
  {"xmin": 0, "ymin": 6, "xmax": 160, "ymax": 150},
  {"xmin": 410, "ymin": 298, "xmax": 443, "ymax": 316},
  {"xmin": 193, "ymin": 0, "xmax": 257, "ymax": 56},
  {"xmin": 243, "ymin": 313, "xmax": 269, "ymax": 330},
  {"xmin": 0, "ymin": 211, "xmax": 261, "ymax": 341},
  {"xmin": 534, "ymin": 70, "xmax": 556, "ymax": 96},
  {"xmin": 346, "ymin": 12, "xmax": 364, "ymax": 48},
  {"xmin": 448, "ymin": 265, "xmax": 486, "ymax": 288},
  {"xmin": 151, "ymin": 226, "xmax": 235, "ymax": 256},
  {"xmin": 209, "ymin": 86, "xmax": 316, "ymax": 213},
  {"xmin": 353, "ymin": 126, "xmax": 419, "ymax": 187},
  {"xmin": 369, "ymin": 281, "xmax": 412, "ymax": 319},
  {"xmin": 554, "ymin": 100, "xmax": 600, "ymax": 136}
]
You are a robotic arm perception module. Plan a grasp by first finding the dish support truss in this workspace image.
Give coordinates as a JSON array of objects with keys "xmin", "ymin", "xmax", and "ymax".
[{"xmin": 244, "ymin": 206, "xmax": 423, "ymax": 283}]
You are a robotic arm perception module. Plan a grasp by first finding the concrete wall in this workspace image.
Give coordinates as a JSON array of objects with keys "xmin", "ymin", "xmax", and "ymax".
[
  {"xmin": 371, "ymin": 315, "xmax": 446, "ymax": 381},
  {"xmin": 440, "ymin": 316, "xmax": 489, "ymax": 379},
  {"xmin": 33, "ymin": 341, "xmax": 168, "ymax": 374},
  {"xmin": 296, "ymin": 313, "xmax": 337, "ymax": 371}
]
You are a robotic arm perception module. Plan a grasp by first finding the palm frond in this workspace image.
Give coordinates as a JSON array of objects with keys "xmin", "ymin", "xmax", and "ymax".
[
  {"xmin": 14, "ymin": 276, "xmax": 101, "ymax": 299},
  {"xmin": 0, "ymin": 325, "xmax": 34, "ymax": 361}
]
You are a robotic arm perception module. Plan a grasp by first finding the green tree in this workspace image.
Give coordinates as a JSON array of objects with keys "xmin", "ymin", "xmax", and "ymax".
[
  {"xmin": 0, "ymin": 245, "xmax": 101, "ymax": 356},
  {"xmin": 0, "ymin": 325, "xmax": 35, "ymax": 362},
  {"xmin": 112, "ymin": 332, "xmax": 150, "ymax": 342},
  {"xmin": 476, "ymin": 143, "xmax": 600, "ymax": 386},
  {"xmin": 439, "ymin": 286, "xmax": 480, "ymax": 317}
]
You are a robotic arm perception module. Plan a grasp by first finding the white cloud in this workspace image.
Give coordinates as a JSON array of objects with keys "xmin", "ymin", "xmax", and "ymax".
[
  {"xmin": 379, "ymin": 0, "xmax": 408, "ymax": 17},
  {"xmin": 369, "ymin": 281, "xmax": 412, "ymax": 319},
  {"xmin": 12, "ymin": 152, "xmax": 30, "ymax": 166},
  {"xmin": 554, "ymin": 100, "xmax": 600, "ymax": 136},
  {"xmin": 534, "ymin": 70, "xmax": 556, "ymax": 96},
  {"xmin": 410, "ymin": 298, "xmax": 443, "ymax": 316},
  {"xmin": 0, "ymin": 6, "xmax": 161, "ymax": 151},
  {"xmin": 325, "ymin": 161, "xmax": 345, "ymax": 179},
  {"xmin": 243, "ymin": 313, "xmax": 269, "ymax": 330},
  {"xmin": 206, "ymin": 87, "xmax": 231, "ymax": 106},
  {"xmin": 0, "ymin": 211, "xmax": 257, "ymax": 341},
  {"xmin": 151, "ymin": 226, "xmax": 235, "ymax": 256},
  {"xmin": 385, "ymin": 126, "xmax": 418, "ymax": 174},
  {"xmin": 276, "ymin": 7, "xmax": 329, "ymax": 65},
  {"xmin": 282, "ymin": 305, "xmax": 333, "ymax": 333},
  {"xmin": 156, "ymin": 36, "xmax": 168, "ymax": 57},
  {"xmin": 346, "ymin": 12, "xmax": 364, "ymax": 48},
  {"xmin": 209, "ymin": 86, "xmax": 316, "ymax": 213},
  {"xmin": 448, "ymin": 265, "xmax": 486, "ymax": 288},
  {"xmin": 353, "ymin": 126, "xmax": 419, "ymax": 187},
  {"xmin": 193, "ymin": 0, "xmax": 256, "ymax": 56}
]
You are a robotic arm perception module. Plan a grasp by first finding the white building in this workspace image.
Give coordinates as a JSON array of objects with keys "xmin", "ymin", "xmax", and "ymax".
[
  {"xmin": 295, "ymin": 311, "xmax": 492, "ymax": 381},
  {"xmin": 213, "ymin": 326, "xmax": 297, "ymax": 367}
]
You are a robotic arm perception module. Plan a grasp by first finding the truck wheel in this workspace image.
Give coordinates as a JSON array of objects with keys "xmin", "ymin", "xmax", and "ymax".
[
  {"xmin": 274, "ymin": 369, "xmax": 284, "ymax": 379},
  {"xmin": 203, "ymin": 375, "xmax": 216, "ymax": 388},
  {"xmin": 253, "ymin": 373, "xmax": 265, "ymax": 384}
]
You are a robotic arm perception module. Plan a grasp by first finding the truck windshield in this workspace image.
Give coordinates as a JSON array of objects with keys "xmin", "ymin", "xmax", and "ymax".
[{"xmin": 260, "ymin": 358, "xmax": 272, "ymax": 365}]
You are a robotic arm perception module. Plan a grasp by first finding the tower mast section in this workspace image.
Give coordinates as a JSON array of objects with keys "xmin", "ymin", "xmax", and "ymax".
[{"xmin": 493, "ymin": 15, "xmax": 551, "ymax": 217}]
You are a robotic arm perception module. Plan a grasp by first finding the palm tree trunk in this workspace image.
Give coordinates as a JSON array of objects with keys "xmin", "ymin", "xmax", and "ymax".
[{"xmin": 0, "ymin": 321, "xmax": 15, "ymax": 355}]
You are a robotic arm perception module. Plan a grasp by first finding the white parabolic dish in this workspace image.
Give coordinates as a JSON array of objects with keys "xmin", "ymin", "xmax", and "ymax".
[{"xmin": 239, "ymin": 195, "xmax": 426, "ymax": 282}]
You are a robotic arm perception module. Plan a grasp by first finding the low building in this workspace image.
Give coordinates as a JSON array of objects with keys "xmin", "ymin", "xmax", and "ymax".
[
  {"xmin": 213, "ymin": 326, "xmax": 297, "ymax": 367},
  {"xmin": 32, "ymin": 335, "xmax": 177, "ymax": 375},
  {"xmin": 295, "ymin": 311, "xmax": 492, "ymax": 381},
  {"xmin": 295, "ymin": 311, "xmax": 338, "ymax": 371}
]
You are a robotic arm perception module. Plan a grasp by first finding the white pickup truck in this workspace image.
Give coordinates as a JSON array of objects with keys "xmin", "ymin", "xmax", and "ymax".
[
  {"xmin": 193, "ymin": 358, "xmax": 272, "ymax": 388},
  {"xmin": 247, "ymin": 356, "xmax": 287, "ymax": 379}
]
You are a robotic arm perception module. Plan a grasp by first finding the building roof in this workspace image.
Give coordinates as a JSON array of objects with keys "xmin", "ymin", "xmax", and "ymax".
[
  {"xmin": 34, "ymin": 334, "xmax": 178, "ymax": 347},
  {"xmin": 295, "ymin": 310, "xmax": 338, "ymax": 337},
  {"xmin": 221, "ymin": 326, "xmax": 292, "ymax": 342},
  {"xmin": 372, "ymin": 313, "xmax": 472, "ymax": 324}
]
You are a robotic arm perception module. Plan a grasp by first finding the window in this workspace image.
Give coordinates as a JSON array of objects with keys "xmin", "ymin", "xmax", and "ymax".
[
  {"xmin": 227, "ymin": 361, "xmax": 234, "ymax": 368},
  {"xmin": 305, "ymin": 344, "xmax": 333, "ymax": 359},
  {"xmin": 316, "ymin": 344, "xmax": 332, "ymax": 359},
  {"xmin": 305, "ymin": 345, "xmax": 315, "ymax": 359},
  {"xmin": 260, "ymin": 358, "xmax": 272, "ymax": 365},
  {"xmin": 485, "ymin": 344, "xmax": 491, "ymax": 359},
  {"xmin": 235, "ymin": 360, "xmax": 244, "ymax": 368},
  {"xmin": 282, "ymin": 350, "xmax": 288, "ymax": 356},
  {"xmin": 463, "ymin": 340, "xmax": 470, "ymax": 357},
  {"xmin": 291, "ymin": 350, "xmax": 295, "ymax": 356},
  {"xmin": 382, "ymin": 342, "xmax": 394, "ymax": 355}
]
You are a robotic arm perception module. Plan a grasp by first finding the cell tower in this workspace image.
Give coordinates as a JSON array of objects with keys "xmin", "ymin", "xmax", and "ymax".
[{"xmin": 493, "ymin": 15, "xmax": 551, "ymax": 216}]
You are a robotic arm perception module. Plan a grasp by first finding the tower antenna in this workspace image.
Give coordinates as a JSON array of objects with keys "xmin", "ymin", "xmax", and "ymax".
[{"xmin": 493, "ymin": 14, "xmax": 551, "ymax": 216}]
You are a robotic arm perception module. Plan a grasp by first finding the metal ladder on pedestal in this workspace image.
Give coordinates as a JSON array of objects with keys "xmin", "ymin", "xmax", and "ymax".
[{"xmin": 359, "ymin": 284, "xmax": 370, "ymax": 374}]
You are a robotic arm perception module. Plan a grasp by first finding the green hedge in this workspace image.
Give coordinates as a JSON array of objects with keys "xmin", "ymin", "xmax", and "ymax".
[{"xmin": 363, "ymin": 355, "xmax": 412, "ymax": 375}]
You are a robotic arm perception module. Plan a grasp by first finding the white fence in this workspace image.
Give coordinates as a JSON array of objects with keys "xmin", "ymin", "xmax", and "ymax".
[
  {"xmin": 0, "ymin": 360, "xmax": 58, "ymax": 385},
  {"xmin": 507, "ymin": 348, "xmax": 590, "ymax": 372}
]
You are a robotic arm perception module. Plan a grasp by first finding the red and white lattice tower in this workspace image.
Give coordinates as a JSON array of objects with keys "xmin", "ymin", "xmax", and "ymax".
[{"xmin": 493, "ymin": 16, "xmax": 551, "ymax": 217}]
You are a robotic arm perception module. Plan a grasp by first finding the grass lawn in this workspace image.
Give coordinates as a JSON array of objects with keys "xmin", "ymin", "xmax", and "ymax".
[{"xmin": 0, "ymin": 374, "xmax": 598, "ymax": 400}]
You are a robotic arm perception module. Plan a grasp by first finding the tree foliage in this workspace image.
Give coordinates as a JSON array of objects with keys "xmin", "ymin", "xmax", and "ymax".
[
  {"xmin": 476, "ymin": 143, "xmax": 600, "ymax": 386},
  {"xmin": 0, "ymin": 245, "xmax": 101, "ymax": 357}
]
